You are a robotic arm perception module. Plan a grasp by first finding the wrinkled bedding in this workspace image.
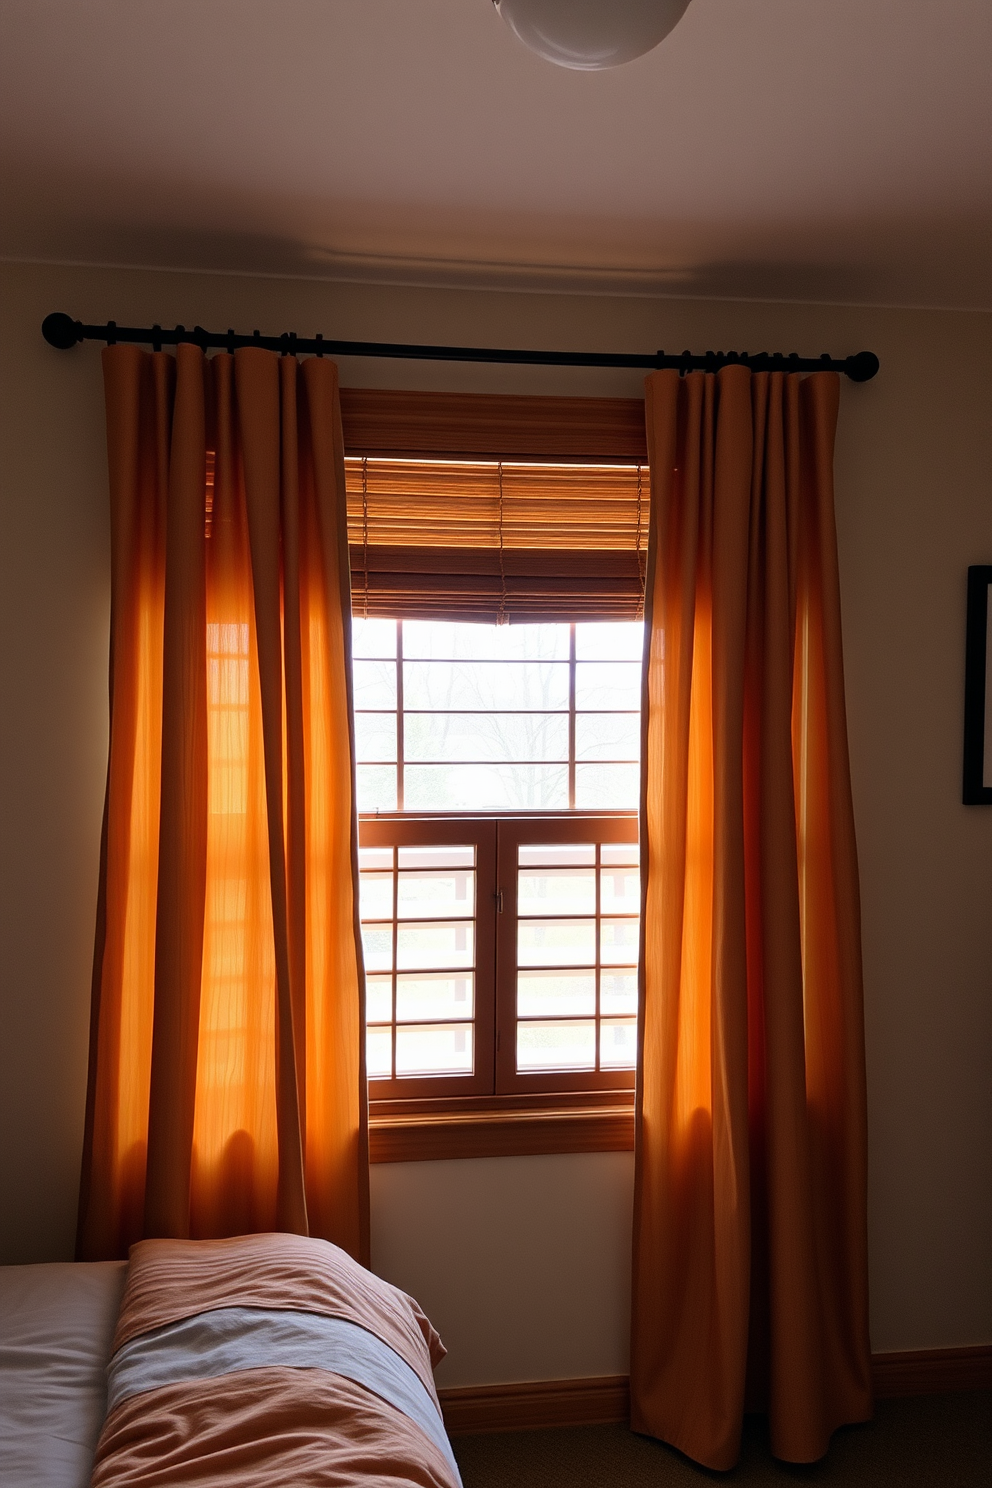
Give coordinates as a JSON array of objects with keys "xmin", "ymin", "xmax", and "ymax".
[
  {"xmin": 89, "ymin": 1233, "xmax": 462, "ymax": 1487},
  {"xmin": 0, "ymin": 1260, "xmax": 127, "ymax": 1488}
]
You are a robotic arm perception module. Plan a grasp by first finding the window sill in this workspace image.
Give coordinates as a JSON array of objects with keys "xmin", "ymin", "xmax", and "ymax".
[{"xmin": 368, "ymin": 1091, "xmax": 635, "ymax": 1163}]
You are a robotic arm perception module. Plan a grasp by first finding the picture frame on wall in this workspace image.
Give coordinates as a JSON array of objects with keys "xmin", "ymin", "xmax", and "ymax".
[{"xmin": 962, "ymin": 565, "xmax": 992, "ymax": 805}]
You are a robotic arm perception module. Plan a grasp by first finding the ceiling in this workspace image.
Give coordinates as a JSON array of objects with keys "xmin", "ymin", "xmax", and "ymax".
[{"xmin": 1, "ymin": 0, "xmax": 990, "ymax": 309}]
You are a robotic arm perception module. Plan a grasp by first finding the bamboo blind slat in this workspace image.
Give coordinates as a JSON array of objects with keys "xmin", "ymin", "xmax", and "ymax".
[{"xmin": 345, "ymin": 458, "xmax": 648, "ymax": 623}]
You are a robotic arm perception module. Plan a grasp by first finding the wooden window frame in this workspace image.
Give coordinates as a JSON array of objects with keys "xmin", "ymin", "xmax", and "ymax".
[
  {"xmin": 339, "ymin": 388, "xmax": 648, "ymax": 464},
  {"xmin": 345, "ymin": 387, "xmax": 645, "ymax": 1161},
  {"xmin": 495, "ymin": 814, "xmax": 638, "ymax": 1098},
  {"xmin": 360, "ymin": 815, "xmax": 498, "ymax": 1102},
  {"xmin": 362, "ymin": 812, "xmax": 638, "ymax": 1160}
]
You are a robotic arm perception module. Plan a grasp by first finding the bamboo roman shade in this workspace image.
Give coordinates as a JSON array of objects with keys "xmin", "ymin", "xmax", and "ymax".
[
  {"xmin": 337, "ymin": 388, "xmax": 649, "ymax": 624},
  {"xmin": 343, "ymin": 458, "xmax": 648, "ymax": 624}
]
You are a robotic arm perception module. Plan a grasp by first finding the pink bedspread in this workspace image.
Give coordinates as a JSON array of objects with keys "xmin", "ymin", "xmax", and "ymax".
[{"xmin": 89, "ymin": 1234, "xmax": 461, "ymax": 1488}]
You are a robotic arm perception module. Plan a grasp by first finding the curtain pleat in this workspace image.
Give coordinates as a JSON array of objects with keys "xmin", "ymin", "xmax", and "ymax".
[
  {"xmin": 234, "ymin": 349, "xmax": 308, "ymax": 1236},
  {"xmin": 632, "ymin": 367, "xmax": 870, "ymax": 1468},
  {"xmin": 144, "ymin": 344, "xmax": 209, "ymax": 1238},
  {"xmin": 77, "ymin": 344, "xmax": 368, "ymax": 1263}
]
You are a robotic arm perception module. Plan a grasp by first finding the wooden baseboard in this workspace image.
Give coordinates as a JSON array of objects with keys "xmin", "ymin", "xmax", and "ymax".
[
  {"xmin": 438, "ymin": 1347, "xmax": 991, "ymax": 1436},
  {"xmin": 439, "ymin": 1375, "xmax": 629, "ymax": 1435},
  {"xmin": 871, "ymin": 1345, "xmax": 992, "ymax": 1397}
]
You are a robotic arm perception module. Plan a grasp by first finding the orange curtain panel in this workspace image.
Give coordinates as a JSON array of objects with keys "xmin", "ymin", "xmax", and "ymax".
[
  {"xmin": 77, "ymin": 343, "xmax": 369, "ymax": 1264},
  {"xmin": 632, "ymin": 367, "xmax": 871, "ymax": 1468}
]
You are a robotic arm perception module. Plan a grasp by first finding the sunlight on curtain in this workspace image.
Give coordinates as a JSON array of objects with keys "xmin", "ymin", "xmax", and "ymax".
[
  {"xmin": 190, "ymin": 438, "xmax": 279, "ymax": 1235},
  {"xmin": 77, "ymin": 345, "xmax": 367, "ymax": 1262}
]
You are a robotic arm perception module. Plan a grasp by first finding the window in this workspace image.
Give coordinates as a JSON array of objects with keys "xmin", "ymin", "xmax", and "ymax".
[
  {"xmin": 352, "ymin": 618, "xmax": 642, "ymax": 814},
  {"xmin": 353, "ymin": 619, "xmax": 642, "ymax": 1114},
  {"xmin": 340, "ymin": 391, "xmax": 648, "ymax": 1159}
]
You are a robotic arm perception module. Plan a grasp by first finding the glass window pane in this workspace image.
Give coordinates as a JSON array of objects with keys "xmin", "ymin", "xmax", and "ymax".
[
  {"xmin": 359, "ymin": 846, "xmax": 393, "ymax": 871},
  {"xmin": 397, "ymin": 845, "xmax": 475, "ymax": 869},
  {"xmin": 355, "ymin": 712, "xmax": 397, "ymax": 763},
  {"xmin": 366, "ymin": 1025, "xmax": 392, "ymax": 1079},
  {"xmin": 207, "ymin": 621, "xmax": 249, "ymax": 660},
  {"xmin": 404, "ymin": 763, "xmax": 568, "ymax": 812},
  {"xmin": 518, "ymin": 843, "xmax": 596, "ymax": 867},
  {"xmin": 365, "ymin": 975, "xmax": 393, "ymax": 1023},
  {"xmin": 396, "ymin": 973, "xmax": 474, "ymax": 1022},
  {"xmin": 601, "ymin": 918, "xmax": 639, "ymax": 966},
  {"xmin": 575, "ymin": 622, "xmax": 644, "ymax": 662},
  {"xmin": 404, "ymin": 712, "xmax": 568, "ymax": 763},
  {"xmin": 352, "ymin": 618, "xmax": 397, "ymax": 659},
  {"xmin": 207, "ymin": 655, "xmax": 249, "ymax": 707},
  {"xmin": 517, "ymin": 869, "xmax": 596, "ymax": 916},
  {"xmin": 402, "ymin": 620, "xmax": 569, "ymax": 662},
  {"xmin": 575, "ymin": 661, "xmax": 642, "ymax": 711},
  {"xmin": 600, "ymin": 1018, "xmax": 637, "ymax": 1069},
  {"xmin": 396, "ymin": 1022, "xmax": 473, "ymax": 1076},
  {"xmin": 574, "ymin": 762, "xmax": 640, "ymax": 809},
  {"xmin": 517, "ymin": 970, "xmax": 595, "ymax": 1017},
  {"xmin": 356, "ymin": 765, "xmax": 397, "ymax": 812},
  {"xmin": 397, "ymin": 921, "xmax": 475, "ymax": 970},
  {"xmin": 601, "ymin": 842, "xmax": 639, "ymax": 867},
  {"xmin": 359, "ymin": 871, "xmax": 393, "ymax": 920},
  {"xmin": 575, "ymin": 713, "xmax": 640, "ymax": 762},
  {"xmin": 352, "ymin": 659, "xmax": 397, "ymax": 709},
  {"xmin": 361, "ymin": 924, "xmax": 393, "ymax": 973},
  {"xmin": 397, "ymin": 869, "xmax": 475, "ymax": 919},
  {"xmin": 601, "ymin": 970, "xmax": 638, "ymax": 1015},
  {"xmin": 403, "ymin": 660, "xmax": 569, "ymax": 712},
  {"xmin": 600, "ymin": 866, "xmax": 640, "ymax": 914},
  {"xmin": 517, "ymin": 1020, "xmax": 596, "ymax": 1071},
  {"xmin": 518, "ymin": 918, "xmax": 596, "ymax": 967}
]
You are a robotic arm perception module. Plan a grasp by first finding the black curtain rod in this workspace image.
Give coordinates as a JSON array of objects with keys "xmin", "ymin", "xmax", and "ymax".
[{"xmin": 41, "ymin": 312, "xmax": 880, "ymax": 383}]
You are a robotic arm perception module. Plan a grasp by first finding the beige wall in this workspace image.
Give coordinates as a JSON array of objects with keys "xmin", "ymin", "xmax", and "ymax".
[{"xmin": 1, "ymin": 260, "xmax": 989, "ymax": 1383}]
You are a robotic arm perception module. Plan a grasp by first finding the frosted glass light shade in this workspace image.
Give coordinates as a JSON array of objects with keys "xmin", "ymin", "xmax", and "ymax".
[{"xmin": 493, "ymin": 0, "xmax": 691, "ymax": 70}]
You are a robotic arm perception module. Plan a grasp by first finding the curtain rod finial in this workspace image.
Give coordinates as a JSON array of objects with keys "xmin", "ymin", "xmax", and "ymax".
[
  {"xmin": 845, "ymin": 351, "xmax": 880, "ymax": 383},
  {"xmin": 42, "ymin": 312, "xmax": 82, "ymax": 350}
]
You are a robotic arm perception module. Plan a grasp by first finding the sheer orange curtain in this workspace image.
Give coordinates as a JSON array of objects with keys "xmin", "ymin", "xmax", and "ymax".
[
  {"xmin": 632, "ymin": 366, "xmax": 871, "ymax": 1468},
  {"xmin": 76, "ymin": 343, "xmax": 368, "ymax": 1263}
]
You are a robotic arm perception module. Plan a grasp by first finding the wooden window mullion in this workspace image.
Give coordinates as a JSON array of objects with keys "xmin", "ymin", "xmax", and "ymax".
[
  {"xmin": 396, "ymin": 622, "xmax": 405, "ymax": 813},
  {"xmin": 568, "ymin": 622, "xmax": 576, "ymax": 811}
]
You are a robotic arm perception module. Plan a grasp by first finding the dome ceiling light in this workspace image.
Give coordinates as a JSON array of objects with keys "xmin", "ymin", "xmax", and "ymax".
[{"xmin": 493, "ymin": 0, "xmax": 692, "ymax": 70}]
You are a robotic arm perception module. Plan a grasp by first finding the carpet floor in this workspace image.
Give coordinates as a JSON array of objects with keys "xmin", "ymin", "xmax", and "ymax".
[{"xmin": 453, "ymin": 1393, "xmax": 991, "ymax": 1488}]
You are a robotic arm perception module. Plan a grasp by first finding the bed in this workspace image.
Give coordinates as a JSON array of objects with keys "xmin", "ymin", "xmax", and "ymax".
[{"xmin": 0, "ymin": 1234, "xmax": 462, "ymax": 1488}]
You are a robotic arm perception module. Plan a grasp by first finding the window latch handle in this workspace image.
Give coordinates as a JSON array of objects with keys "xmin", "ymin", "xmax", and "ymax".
[{"xmin": 495, "ymin": 889, "xmax": 504, "ymax": 913}]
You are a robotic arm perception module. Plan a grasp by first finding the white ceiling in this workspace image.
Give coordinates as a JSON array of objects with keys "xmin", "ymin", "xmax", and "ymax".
[{"xmin": 1, "ymin": 0, "xmax": 990, "ymax": 309}]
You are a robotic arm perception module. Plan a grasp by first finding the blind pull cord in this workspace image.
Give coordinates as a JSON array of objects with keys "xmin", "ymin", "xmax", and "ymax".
[{"xmin": 496, "ymin": 460, "xmax": 508, "ymax": 626}]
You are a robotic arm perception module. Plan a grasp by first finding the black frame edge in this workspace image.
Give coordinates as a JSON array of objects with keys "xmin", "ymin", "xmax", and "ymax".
[{"xmin": 962, "ymin": 565, "xmax": 992, "ymax": 805}]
